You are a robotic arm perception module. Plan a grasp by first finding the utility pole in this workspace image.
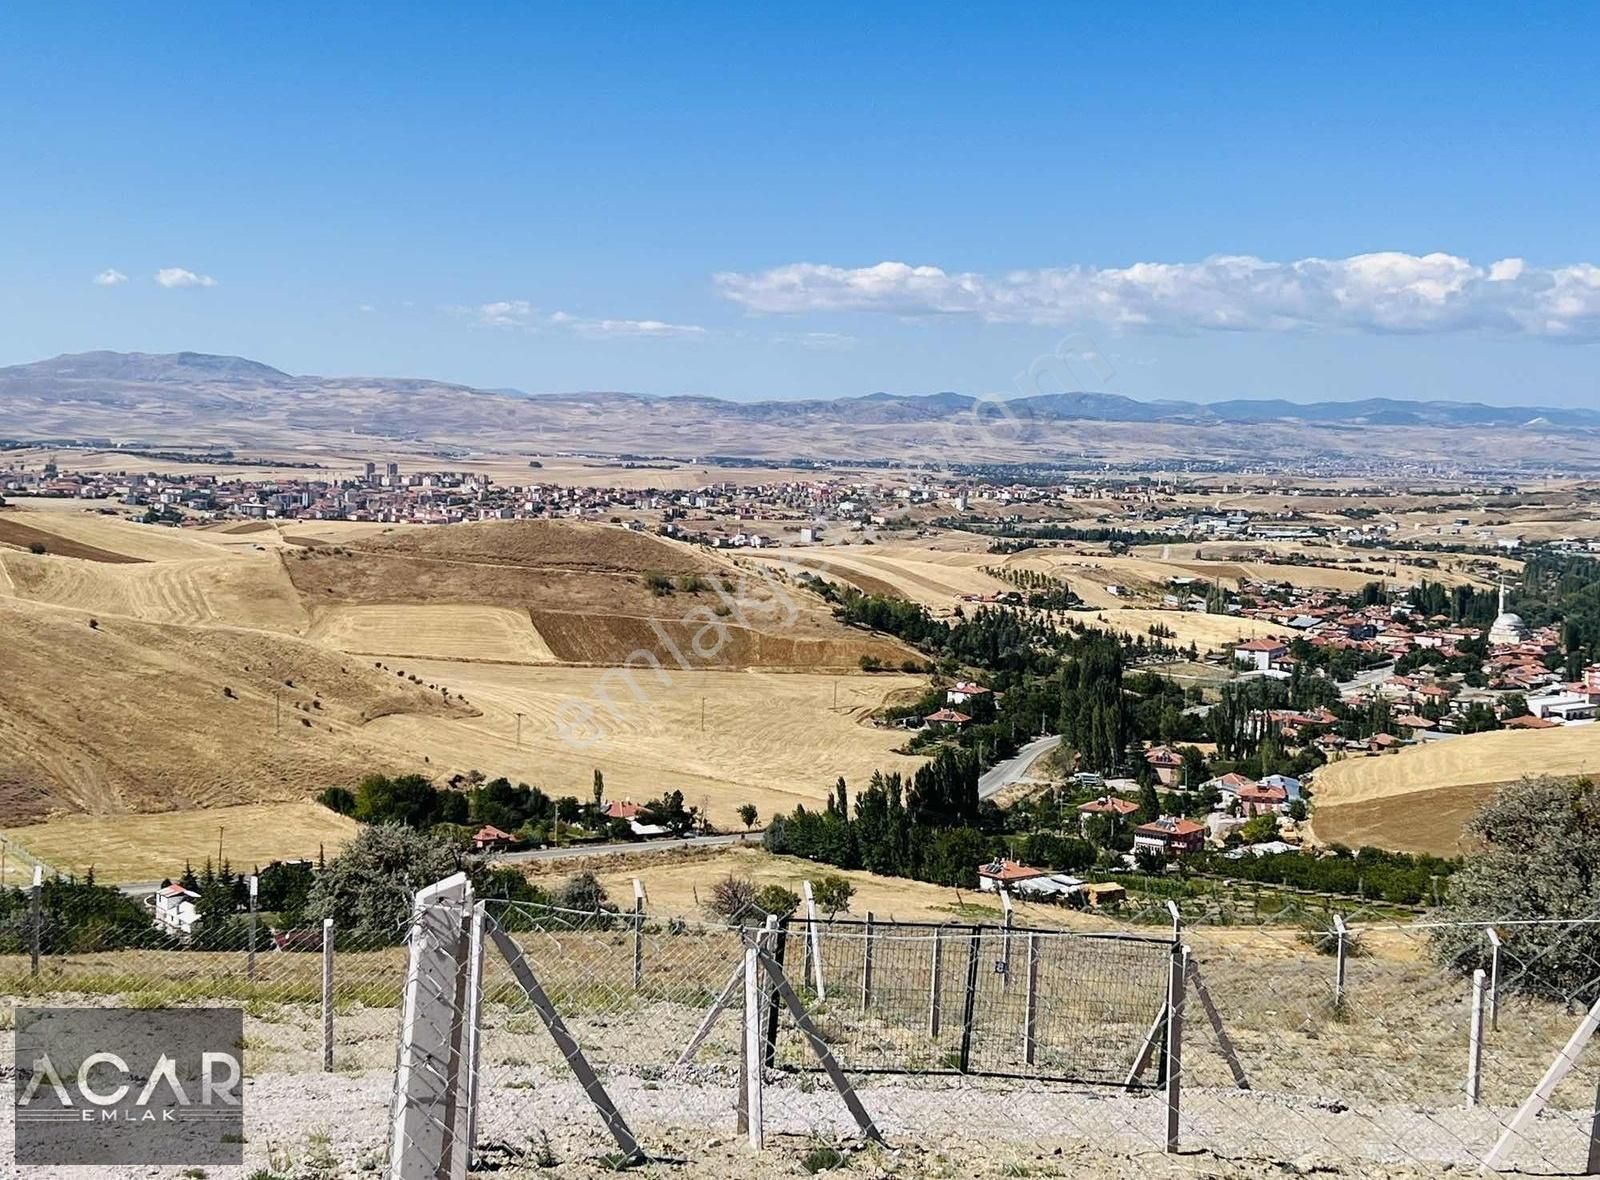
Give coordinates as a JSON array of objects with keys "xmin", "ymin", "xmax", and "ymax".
[
  {"xmin": 515, "ymin": 711, "xmax": 525, "ymax": 749},
  {"xmin": 217, "ymin": 826, "xmax": 225, "ymax": 867},
  {"xmin": 275, "ymin": 690, "xmax": 281, "ymax": 736},
  {"xmin": 701, "ymin": 697, "xmax": 706, "ymax": 732}
]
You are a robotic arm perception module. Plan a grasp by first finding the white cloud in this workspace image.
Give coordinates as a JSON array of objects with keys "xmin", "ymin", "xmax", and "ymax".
[
  {"xmin": 93, "ymin": 268, "xmax": 128, "ymax": 287},
  {"xmin": 548, "ymin": 311, "xmax": 707, "ymax": 340},
  {"xmin": 469, "ymin": 301, "xmax": 706, "ymax": 339},
  {"xmin": 155, "ymin": 267, "xmax": 217, "ymax": 289},
  {"xmin": 475, "ymin": 299, "xmax": 537, "ymax": 327},
  {"xmin": 715, "ymin": 252, "xmax": 1600, "ymax": 339}
]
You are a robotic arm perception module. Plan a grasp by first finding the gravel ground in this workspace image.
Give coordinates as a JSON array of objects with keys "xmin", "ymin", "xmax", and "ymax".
[{"xmin": 0, "ymin": 1064, "xmax": 1593, "ymax": 1180}]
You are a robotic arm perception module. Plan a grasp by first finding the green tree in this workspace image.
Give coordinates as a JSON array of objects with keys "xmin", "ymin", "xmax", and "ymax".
[
  {"xmin": 1239, "ymin": 813, "xmax": 1280, "ymax": 844},
  {"xmin": 317, "ymin": 786, "xmax": 356, "ymax": 816},
  {"xmin": 737, "ymin": 802, "xmax": 759, "ymax": 831},
  {"xmin": 1433, "ymin": 776, "xmax": 1600, "ymax": 998},
  {"xmin": 810, "ymin": 873, "xmax": 855, "ymax": 918},
  {"xmin": 304, "ymin": 825, "xmax": 475, "ymax": 939}
]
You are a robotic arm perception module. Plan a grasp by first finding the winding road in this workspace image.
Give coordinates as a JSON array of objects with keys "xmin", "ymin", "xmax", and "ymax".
[{"xmin": 978, "ymin": 734, "xmax": 1062, "ymax": 799}]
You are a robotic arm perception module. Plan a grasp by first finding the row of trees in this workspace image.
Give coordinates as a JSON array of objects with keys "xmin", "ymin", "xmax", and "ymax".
[
  {"xmin": 318, "ymin": 772, "xmax": 702, "ymax": 845},
  {"xmin": 764, "ymin": 750, "xmax": 998, "ymax": 887}
]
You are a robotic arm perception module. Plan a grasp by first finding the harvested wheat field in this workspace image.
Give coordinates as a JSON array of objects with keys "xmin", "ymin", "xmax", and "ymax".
[
  {"xmin": 306, "ymin": 603, "xmax": 558, "ymax": 663},
  {"xmin": 0, "ymin": 596, "xmax": 472, "ymax": 819},
  {"xmin": 8, "ymin": 801, "xmax": 360, "ymax": 881},
  {"xmin": 364, "ymin": 662, "xmax": 926, "ymax": 828},
  {"xmin": 0, "ymin": 501, "xmax": 230, "ymax": 561},
  {"xmin": 752, "ymin": 545, "xmax": 1009, "ymax": 608},
  {"xmin": 0, "ymin": 549, "xmax": 309, "ymax": 631},
  {"xmin": 1068, "ymin": 606, "xmax": 1289, "ymax": 650},
  {"xmin": 1311, "ymin": 726, "xmax": 1600, "ymax": 855}
]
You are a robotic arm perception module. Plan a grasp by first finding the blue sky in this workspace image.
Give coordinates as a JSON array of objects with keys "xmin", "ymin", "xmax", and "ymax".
[{"xmin": 2, "ymin": 4, "xmax": 1597, "ymax": 406}]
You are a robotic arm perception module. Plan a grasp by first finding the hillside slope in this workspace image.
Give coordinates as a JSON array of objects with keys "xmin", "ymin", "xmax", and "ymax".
[{"xmin": 0, "ymin": 597, "xmax": 473, "ymax": 821}]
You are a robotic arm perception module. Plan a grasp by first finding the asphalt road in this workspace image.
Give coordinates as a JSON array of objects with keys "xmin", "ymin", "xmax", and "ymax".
[
  {"xmin": 978, "ymin": 734, "xmax": 1062, "ymax": 799},
  {"xmin": 1340, "ymin": 661, "xmax": 1397, "ymax": 698}
]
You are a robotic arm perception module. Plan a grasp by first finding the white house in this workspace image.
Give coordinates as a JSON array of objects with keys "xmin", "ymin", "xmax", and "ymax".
[
  {"xmin": 1233, "ymin": 637, "xmax": 1289, "ymax": 672},
  {"xmin": 150, "ymin": 883, "xmax": 201, "ymax": 937},
  {"xmin": 946, "ymin": 680, "xmax": 991, "ymax": 706}
]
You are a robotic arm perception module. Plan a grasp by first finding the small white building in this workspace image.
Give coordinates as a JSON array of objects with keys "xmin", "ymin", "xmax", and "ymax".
[{"xmin": 150, "ymin": 883, "xmax": 201, "ymax": 937}]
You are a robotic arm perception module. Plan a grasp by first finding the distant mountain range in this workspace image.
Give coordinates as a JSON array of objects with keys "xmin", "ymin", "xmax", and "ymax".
[{"xmin": 1, "ymin": 350, "xmax": 1596, "ymax": 468}]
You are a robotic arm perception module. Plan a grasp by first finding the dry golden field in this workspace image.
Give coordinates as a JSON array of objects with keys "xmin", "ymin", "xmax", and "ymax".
[
  {"xmin": 0, "ymin": 509, "xmax": 926, "ymax": 843},
  {"xmin": 752, "ymin": 544, "xmax": 1010, "ymax": 607},
  {"xmin": 1311, "ymin": 727, "xmax": 1600, "ymax": 855},
  {"xmin": 8, "ymin": 801, "xmax": 361, "ymax": 880},
  {"xmin": 306, "ymin": 603, "xmax": 559, "ymax": 663},
  {"xmin": 364, "ymin": 662, "xmax": 926, "ymax": 826}
]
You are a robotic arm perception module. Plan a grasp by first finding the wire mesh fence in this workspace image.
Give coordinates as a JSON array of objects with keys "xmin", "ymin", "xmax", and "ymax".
[{"xmin": 17, "ymin": 875, "xmax": 1600, "ymax": 1177}]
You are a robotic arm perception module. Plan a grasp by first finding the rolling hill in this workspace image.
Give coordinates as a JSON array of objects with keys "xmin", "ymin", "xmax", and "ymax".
[{"xmin": 0, "ymin": 509, "xmax": 920, "ymax": 832}]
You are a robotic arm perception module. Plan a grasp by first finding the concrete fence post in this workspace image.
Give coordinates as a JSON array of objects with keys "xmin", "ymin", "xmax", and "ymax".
[
  {"xmin": 247, "ymin": 874, "xmax": 259, "ymax": 982},
  {"xmin": 321, "ymin": 917, "xmax": 335, "ymax": 1072},
  {"xmin": 1468, "ymin": 968, "xmax": 1486, "ymax": 1108},
  {"xmin": 1023, "ymin": 933, "xmax": 1040, "ymax": 1065},
  {"xmin": 1000, "ymin": 892, "xmax": 1014, "ymax": 990},
  {"xmin": 802, "ymin": 881, "xmax": 825, "ymax": 999},
  {"xmin": 743, "ymin": 931, "xmax": 764, "ymax": 1151},
  {"xmin": 387, "ymin": 873, "xmax": 476, "ymax": 1180},
  {"xmin": 1332, "ymin": 915, "xmax": 1348, "ymax": 1009},
  {"xmin": 861, "ymin": 912, "xmax": 875, "ymax": 1010},
  {"xmin": 1165, "ymin": 945, "xmax": 1188, "ymax": 1153},
  {"xmin": 29, "ymin": 863, "xmax": 42, "ymax": 978},
  {"xmin": 631, "ymin": 879, "xmax": 645, "ymax": 992},
  {"xmin": 928, "ymin": 926, "xmax": 944, "ymax": 1039},
  {"xmin": 1486, "ymin": 927, "xmax": 1502, "ymax": 1031}
]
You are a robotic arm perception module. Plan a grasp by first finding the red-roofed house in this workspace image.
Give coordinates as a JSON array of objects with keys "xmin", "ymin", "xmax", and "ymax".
[
  {"xmin": 603, "ymin": 800, "xmax": 645, "ymax": 821},
  {"xmin": 925, "ymin": 708, "xmax": 973, "ymax": 730},
  {"xmin": 1078, "ymin": 795, "xmax": 1141, "ymax": 820},
  {"xmin": 1133, "ymin": 817, "xmax": 1206, "ymax": 857},
  {"xmin": 977, "ymin": 858, "xmax": 1052, "ymax": 893},
  {"xmin": 1144, "ymin": 745, "xmax": 1185, "ymax": 786},
  {"xmin": 1233, "ymin": 637, "xmax": 1289, "ymax": 672},
  {"xmin": 472, "ymin": 824, "xmax": 517, "ymax": 851},
  {"xmin": 1237, "ymin": 783, "xmax": 1289, "ymax": 816},
  {"xmin": 946, "ymin": 681, "xmax": 991, "ymax": 705},
  {"xmin": 1504, "ymin": 713, "xmax": 1559, "ymax": 730}
]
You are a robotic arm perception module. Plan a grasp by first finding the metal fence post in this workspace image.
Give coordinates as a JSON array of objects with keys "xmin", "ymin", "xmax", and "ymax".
[
  {"xmin": 1023, "ymin": 933, "xmax": 1040, "ymax": 1066},
  {"xmin": 1165, "ymin": 944, "xmax": 1188, "ymax": 1153},
  {"xmin": 1486, "ymin": 927, "xmax": 1502, "ymax": 1031},
  {"xmin": 928, "ymin": 926, "xmax": 944, "ymax": 1039},
  {"xmin": 247, "ymin": 874, "xmax": 259, "ymax": 981},
  {"xmin": 29, "ymin": 863, "xmax": 42, "ymax": 978},
  {"xmin": 631, "ymin": 879, "xmax": 645, "ymax": 992},
  {"xmin": 959, "ymin": 925, "xmax": 982, "ymax": 1074},
  {"xmin": 861, "ymin": 912, "xmax": 875, "ymax": 1010},
  {"xmin": 1467, "ymin": 967, "xmax": 1485, "ymax": 1108},
  {"xmin": 321, "ymin": 917, "xmax": 335, "ymax": 1072},
  {"xmin": 1332, "ymin": 914, "xmax": 1348, "ymax": 1009}
]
